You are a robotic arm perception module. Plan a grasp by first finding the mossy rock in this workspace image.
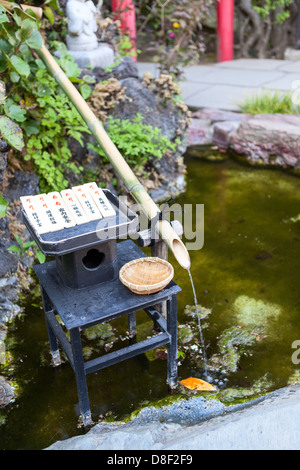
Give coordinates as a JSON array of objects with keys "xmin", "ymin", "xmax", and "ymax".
[
  {"xmin": 178, "ymin": 324, "xmax": 195, "ymax": 344},
  {"xmin": 184, "ymin": 304, "xmax": 212, "ymax": 320},
  {"xmin": 211, "ymin": 325, "xmax": 266, "ymax": 372},
  {"xmin": 84, "ymin": 323, "xmax": 115, "ymax": 341}
]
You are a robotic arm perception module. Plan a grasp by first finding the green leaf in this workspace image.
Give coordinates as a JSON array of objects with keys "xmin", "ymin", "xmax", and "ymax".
[
  {"xmin": 7, "ymin": 245, "xmax": 21, "ymax": 254},
  {"xmin": 22, "ymin": 119, "xmax": 39, "ymax": 137},
  {"xmin": 0, "ymin": 115, "xmax": 24, "ymax": 150},
  {"xmin": 0, "ymin": 194, "xmax": 8, "ymax": 218},
  {"xmin": 0, "ymin": 6, "xmax": 9, "ymax": 24},
  {"xmin": 16, "ymin": 24, "xmax": 34, "ymax": 43},
  {"xmin": 9, "ymin": 70, "xmax": 20, "ymax": 83},
  {"xmin": 35, "ymin": 249, "xmax": 46, "ymax": 264},
  {"xmin": 44, "ymin": 6, "xmax": 55, "ymax": 25},
  {"xmin": 6, "ymin": 104, "xmax": 27, "ymax": 123},
  {"xmin": 80, "ymin": 84, "xmax": 92, "ymax": 100},
  {"xmin": 9, "ymin": 55, "xmax": 30, "ymax": 78},
  {"xmin": 26, "ymin": 29, "xmax": 43, "ymax": 50}
]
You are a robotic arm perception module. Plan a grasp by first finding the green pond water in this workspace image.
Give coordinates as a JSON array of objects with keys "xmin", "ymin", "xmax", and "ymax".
[{"xmin": 1, "ymin": 154, "xmax": 300, "ymax": 449}]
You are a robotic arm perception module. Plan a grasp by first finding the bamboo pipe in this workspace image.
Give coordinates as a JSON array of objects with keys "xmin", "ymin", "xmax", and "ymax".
[{"xmin": 0, "ymin": 0, "xmax": 43, "ymax": 18}]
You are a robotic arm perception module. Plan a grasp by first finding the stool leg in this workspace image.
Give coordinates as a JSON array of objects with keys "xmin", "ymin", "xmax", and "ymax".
[
  {"xmin": 70, "ymin": 328, "xmax": 92, "ymax": 427},
  {"xmin": 128, "ymin": 311, "xmax": 137, "ymax": 338},
  {"xmin": 167, "ymin": 294, "xmax": 178, "ymax": 388},
  {"xmin": 41, "ymin": 287, "xmax": 61, "ymax": 366}
]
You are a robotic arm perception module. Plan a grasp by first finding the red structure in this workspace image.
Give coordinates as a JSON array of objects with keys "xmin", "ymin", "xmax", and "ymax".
[
  {"xmin": 217, "ymin": 0, "xmax": 234, "ymax": 62},
  {"xmin": 111, "ymin": 0, "xmax": 234, "ymax": 64},
  {"xmin": 111, "ymin": 0, "xmax": 137, "ymax": 60}
]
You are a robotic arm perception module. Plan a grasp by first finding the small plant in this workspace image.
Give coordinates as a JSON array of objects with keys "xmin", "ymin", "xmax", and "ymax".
[
  {"xmin": 238, "ymin": 90, "xmax": 300, "ymax": 115},
  {"xmin": 8, "ymin": 233, "xmax": 45, "ymax": 264},
  {"xmin": 88, "ymin": 113, "xmax": 179, "ymax": 172}
]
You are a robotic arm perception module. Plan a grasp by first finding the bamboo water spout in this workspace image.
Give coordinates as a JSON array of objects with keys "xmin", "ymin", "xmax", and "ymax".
[{"xmin": 0, "ymin": 0, "xmax": 191, "ymax": 269}]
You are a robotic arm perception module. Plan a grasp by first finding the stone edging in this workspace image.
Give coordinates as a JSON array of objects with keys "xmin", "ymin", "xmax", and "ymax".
[{"xmin": 188, "ymin": 108, "xmax": 300, "ymax": 171}]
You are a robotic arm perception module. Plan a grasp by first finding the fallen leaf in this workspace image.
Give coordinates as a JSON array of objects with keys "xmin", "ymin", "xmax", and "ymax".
[{"xmin": 180, "ymin": 377, "xmax": 217, "ymax": 391}]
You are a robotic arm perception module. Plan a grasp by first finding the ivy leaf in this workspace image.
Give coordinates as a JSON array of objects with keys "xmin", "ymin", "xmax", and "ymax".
[
  {"xmin": 26, "ymin": 29, "xmax": 43, "ymax": 50},
  {"xmin": 0, "ymin": 115, "xmax": 24, "ymax": 150},
  {"xmin": 9, "ymin": 55, "xmax": 30, "ymax": 78},
  {"xmin": 0, "ymin": 7, "xmax": 9, "ymax": 25},
  {"xmin": 16, "ymin": 24, "xmax": 34, "ymax": 43},
  {"xmin": 0, "ymin": 194, "xmax": 8, "ymax": 218},
  {"xmin": 80, "ymin": 84, "xmax": 92, "ymax": 100},
  {"xmin": 22, "ymin": 119, "xmax": 40, "ymax": 137},
  {"xmin": 6, "ymin": 104, "xmax": 27, "ymax": 123}
]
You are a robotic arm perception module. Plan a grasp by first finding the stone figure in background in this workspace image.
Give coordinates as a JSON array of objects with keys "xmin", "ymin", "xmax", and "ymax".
[
  {"xmin": 65, "ymin": 0, "xmax": 114, "ymax": 69},
  {"xmin": 66, "ymin": 0, "xmax": 98, "ymax": 51}
]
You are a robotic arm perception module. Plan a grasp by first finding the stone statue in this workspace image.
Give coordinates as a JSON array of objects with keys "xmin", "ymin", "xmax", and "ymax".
[
  {"xmin": 66, "ymin": 0, "xmax": 98, "ymax": 51},
  {"xmin": 65, "ymin": 0, "xmax": 114, "ymax": 68}
]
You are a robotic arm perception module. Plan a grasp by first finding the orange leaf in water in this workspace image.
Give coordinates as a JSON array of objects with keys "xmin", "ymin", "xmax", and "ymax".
[{"xmin": 180, "ymin": 377, "xmax": 216, "ymax": 391}]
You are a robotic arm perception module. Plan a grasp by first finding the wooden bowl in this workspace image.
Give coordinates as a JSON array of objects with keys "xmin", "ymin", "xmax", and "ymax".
[{"xmin": 119, "ymin": 257, "xmax": 174, "ymax": 295}]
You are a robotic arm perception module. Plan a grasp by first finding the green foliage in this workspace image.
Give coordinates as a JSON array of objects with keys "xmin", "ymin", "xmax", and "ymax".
[
  {"xmin": 238, "ymin": 90, "xmax": 300, "ymax": 115},
  {"xmin": 0, "ymin": 194, "xmax": 8, "ymax": 218},
  {"xmin": 8, "ymin": 233, "xmax": 46, "ymax": 263},
  {"xmin": 88, "ymin": 113, "xmax": 178, "ymax": 172},
  {"xmin": 253, "ymin": 0, "xmax": 293, "ymax": 24},
  {"xmin": 0, "ymin": 6, "xmax": 93, "ymax": 192}
]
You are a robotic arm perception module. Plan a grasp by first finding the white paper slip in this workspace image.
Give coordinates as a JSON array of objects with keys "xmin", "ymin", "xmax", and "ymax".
[
  {"xmin": 72, "ymin": 185, "xmax": 102, "ymax": 221},
  {"xmin": 33, "ymin": 195, "xmax": 64, "ymax": 232},
  {"xmin": 60, "ymin": 189, "xmax": 90, "ymax": 225},
  {"xmin": 47, "ymin": 192, "xmax": 76, "ymax": 229},
  {"xmin": 84, "ymin": 182, "xmax": 116, "ymax": 218},
  {"xmin": 20, "ymin": 195, "xmax": 51, "ymax": 235}
]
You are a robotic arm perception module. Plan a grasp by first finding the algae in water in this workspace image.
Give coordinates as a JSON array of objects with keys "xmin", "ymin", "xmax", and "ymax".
[{"xmin": 233, "ymin": 295, "xmax": 281, "ymax": 326}]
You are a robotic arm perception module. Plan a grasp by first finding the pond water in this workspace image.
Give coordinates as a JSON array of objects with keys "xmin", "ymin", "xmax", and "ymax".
[{"xmin": 1, "ymin": 154, "xmax": 300, "ymax": 449}]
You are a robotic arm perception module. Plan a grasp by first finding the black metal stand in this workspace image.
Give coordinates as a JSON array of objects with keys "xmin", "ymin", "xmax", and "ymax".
[{"xmin": 35, "ymin": 240, "xmax": 181, "ymax": 427}]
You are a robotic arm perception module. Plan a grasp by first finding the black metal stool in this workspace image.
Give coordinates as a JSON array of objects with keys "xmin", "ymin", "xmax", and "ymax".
[{"xmin": 34, "ymin": 240, "xmax": 181, "ymax": 427}]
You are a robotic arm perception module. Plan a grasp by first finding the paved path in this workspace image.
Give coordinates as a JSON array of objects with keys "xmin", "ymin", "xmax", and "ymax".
[
  {"xmin": 137, "ymin": 58, "xmax": 300, "ymax": 111},
  {"xmin": 46, "ymin": 385, "xmax": 300, "ymax": 450}
]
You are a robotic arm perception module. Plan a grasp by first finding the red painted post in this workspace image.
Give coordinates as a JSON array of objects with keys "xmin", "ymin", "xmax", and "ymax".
[
  {"xmin": 217, "ymin": 0, "xmax": 234, "ymax": 62},
  {"xmin": 111, "ymin": 0, "xmax": 137, "ymax": 61}
]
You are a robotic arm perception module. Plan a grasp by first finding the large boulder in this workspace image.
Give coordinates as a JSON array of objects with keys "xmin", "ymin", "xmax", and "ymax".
[{"xmin": 229, "ymin": 114, "xmax": 300, "ymax": 169}]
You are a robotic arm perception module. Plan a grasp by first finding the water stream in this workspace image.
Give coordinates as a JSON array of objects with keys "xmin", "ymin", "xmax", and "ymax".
[{"xmin": 187, "ymin": 268, "xmax": 209, "ymax": 379}]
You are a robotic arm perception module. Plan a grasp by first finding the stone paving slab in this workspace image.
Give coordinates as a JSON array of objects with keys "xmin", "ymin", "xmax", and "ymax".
[
  {"xmin": 137, "ymin": 58, "xmax": 300, "ymax": 110},
  {"xmin": 264, "ymin": 73, "xmax": 300, "ymax": 91},
  {"xmin": 187, "ymin": 68, "xmax": 285, "ymax": 87},
  {"xmin": 183, "ymin": 84, "xmax": 250, "ymax": 111}
]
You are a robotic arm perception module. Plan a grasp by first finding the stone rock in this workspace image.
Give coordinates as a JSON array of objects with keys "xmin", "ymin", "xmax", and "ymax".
[
  {"xmin": 110, "ymin": 77, "xmax": 189, "ymax": 200},
  {"xmin": 229, "ymin": 115, "xmax": 300, "ymax": 169},
  {"xmin": 192, "ymin": 108, "xmax": 247, "ymax": 123},
  {"xmin": 4, "ymin": 171, "xmax": 39, "ymax": 203},
  {"xmin": 68, "ymin": 43, "xmax": 115, "ymax": 69},
  {"xmin": 212, "ymin": 121, "xmax": 240, "ymax": 149},
  {"xmin": 0, "ymin": 375, "xmax": 16, "ymax": 408},
  {"xmin": 284, "ymin": 47, "xmax": 300, "ymax": 61},
  {"xmin": 0, "ymin": 253, "xmax": 18, "ymax": 280},
  {"xmin": 187, "ymin": 118, "xmax": 212, "ymax": 146}
]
